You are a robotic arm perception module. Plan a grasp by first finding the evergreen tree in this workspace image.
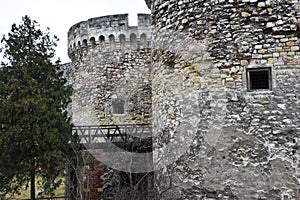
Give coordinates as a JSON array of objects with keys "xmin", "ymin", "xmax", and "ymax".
[{"xmin": 0, "ymin": 16, "xmax": 78, "ymax": 200}]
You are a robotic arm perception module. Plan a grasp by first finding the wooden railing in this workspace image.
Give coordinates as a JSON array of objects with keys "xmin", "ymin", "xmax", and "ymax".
[{"xmin": 72, "ymin": 124, "xmax": 152, "ymax": 147}]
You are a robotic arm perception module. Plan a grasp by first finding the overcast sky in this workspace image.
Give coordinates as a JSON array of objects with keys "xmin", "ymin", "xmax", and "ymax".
[{"xmin": 0, "ymin": 0, "xmax": 150, "ymax": 63}]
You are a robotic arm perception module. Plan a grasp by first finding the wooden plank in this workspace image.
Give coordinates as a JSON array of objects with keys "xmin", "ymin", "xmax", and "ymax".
[{"xmin": 73, "ymin": 124, "xmax": 152, "ymax": 146}]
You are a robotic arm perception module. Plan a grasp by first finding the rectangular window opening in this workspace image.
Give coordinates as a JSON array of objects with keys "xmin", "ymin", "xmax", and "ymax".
[
  {"xmin": 247, "ymin": 67, "xmax": 272, "ymax": 91},
  {"xmin": 112, "ymin": 99, "xmax": 125, "ymax": 115}
]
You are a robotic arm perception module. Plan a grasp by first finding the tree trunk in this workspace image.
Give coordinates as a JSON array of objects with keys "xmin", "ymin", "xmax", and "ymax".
[
  {"xmin": 129, "ymin": 172, "xmax": 134, "ymax": 200},
  {"xmin": 30, "ymin": 167, "xmax": 35, "ymax": 200}
]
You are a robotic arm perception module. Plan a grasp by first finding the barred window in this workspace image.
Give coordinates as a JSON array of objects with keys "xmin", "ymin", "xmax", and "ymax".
[{"xmin": 247, "ymin": 68, "xmax": 271, "ymax": 91}]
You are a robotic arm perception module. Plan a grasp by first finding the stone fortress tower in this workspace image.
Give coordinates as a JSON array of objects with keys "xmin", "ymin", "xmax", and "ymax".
[
  {"xmin": 64, "ymin": 1, "xmax": 300, "ymax": 199},
  {"xmin": 68, "ymin": 13, "xmax": 152, "ymax": 126},
  {"xmin": 66, "ymin": 14, "xmax": 153, "ymax": 200},
  {"xmin": 145, "ymin": 0, "xmax": 300, "ymax": 199}
]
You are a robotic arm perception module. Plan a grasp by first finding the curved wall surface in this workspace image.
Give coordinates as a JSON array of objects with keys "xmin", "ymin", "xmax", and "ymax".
[
  {"xmin": 68, "ymin": 14, "xmax": 152, "ymax": 126},
  {"xmin": 147, "ymin": 0, "xmax": 300, "ymax": 199}
]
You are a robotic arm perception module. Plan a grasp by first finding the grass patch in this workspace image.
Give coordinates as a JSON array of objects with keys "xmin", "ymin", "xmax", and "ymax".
[{"xmin": 10, "ymin": 177, "xmax": 65, "ymax": 199}]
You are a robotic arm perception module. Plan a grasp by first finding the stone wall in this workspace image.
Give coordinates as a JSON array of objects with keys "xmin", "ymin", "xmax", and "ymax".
[
  {"xmin": 66, "ymin": 14, "xmax": 153, "ymax": 200},
  {"xmin": 147, "ymin": 0, "xmax": 300, "ymax": 199},
  {"xmin": 68, "ymin": 14, "xmax": 152, "ymax": 126}
]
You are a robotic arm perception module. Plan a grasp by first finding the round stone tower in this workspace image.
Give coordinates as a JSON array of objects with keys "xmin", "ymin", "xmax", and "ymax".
[
  {"xmin": 146, "ymin": 0, "xmax": 300, "ymax": 199},
  {"xmin": 67, "ymin": 14, "xmax": 153, "ymax": 200},
  {"xmin": 68, "ymin": 13, "xmax": 152, "ymax": 126}
]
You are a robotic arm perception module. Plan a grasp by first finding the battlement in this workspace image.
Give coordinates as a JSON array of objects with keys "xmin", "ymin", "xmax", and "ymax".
[{"xmin": 68, "ymin": 13, "xmax": 151, "ymax": 59}]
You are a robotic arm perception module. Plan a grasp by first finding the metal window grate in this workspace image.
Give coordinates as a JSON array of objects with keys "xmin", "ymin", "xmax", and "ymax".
[{"xmin": 247, "ymin": 68, "xmax": 271, "ymax": 91}]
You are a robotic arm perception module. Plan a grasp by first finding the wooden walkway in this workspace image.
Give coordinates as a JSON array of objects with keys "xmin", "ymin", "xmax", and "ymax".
[{"xmin": 72, "ymin": 124, "xmax": 152, "ymax": 148}]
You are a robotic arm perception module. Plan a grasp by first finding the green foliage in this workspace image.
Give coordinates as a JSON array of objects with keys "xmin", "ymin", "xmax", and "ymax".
[{"xmin": 0, "ymin": 16, "xmax": 79, "ymax": 199}]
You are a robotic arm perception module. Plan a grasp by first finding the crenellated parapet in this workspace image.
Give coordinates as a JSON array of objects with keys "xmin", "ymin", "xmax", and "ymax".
[
  {"xmin": 67, "ymin": 13, "xmax": 151, "ymax": 61},
  {"xmin": 69, "ymin": 13, "xmax": 152, "ymax": 127}
]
